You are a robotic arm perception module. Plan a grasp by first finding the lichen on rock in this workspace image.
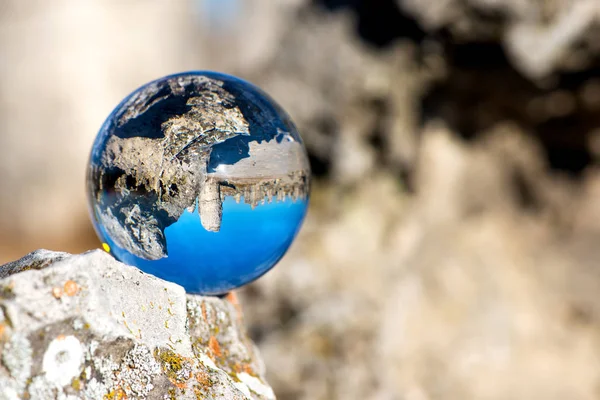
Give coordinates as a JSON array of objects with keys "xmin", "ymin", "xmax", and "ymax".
[{"xmin": 0, "ymin": 250, "xmax": 275, "ymax": 400}]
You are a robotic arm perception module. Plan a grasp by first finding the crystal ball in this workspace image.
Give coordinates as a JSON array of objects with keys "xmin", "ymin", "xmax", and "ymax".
[{"xmin": 87, "ymin": 72, "xmax": 310, "ymax": 295}]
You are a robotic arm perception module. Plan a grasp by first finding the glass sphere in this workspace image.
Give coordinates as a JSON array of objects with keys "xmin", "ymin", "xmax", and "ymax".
[{"xmin": 87, "ymin": 71, "xmax": 310, "ymax": 295}]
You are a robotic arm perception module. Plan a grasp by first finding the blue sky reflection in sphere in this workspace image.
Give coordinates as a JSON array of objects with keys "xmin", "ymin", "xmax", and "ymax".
[{"xmin": 87, "ymin": 72, "xmax": 310, "ymax": 295}]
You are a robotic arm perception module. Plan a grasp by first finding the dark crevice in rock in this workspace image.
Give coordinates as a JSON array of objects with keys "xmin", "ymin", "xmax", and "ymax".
[
  {"xmin": 308, "ymin": 154, "xmax": 331, "ymax": 179},
  {"xmin": 301, "ymin": 3, "xmax": 600, "ymax": 178},
  {"xmin": 421, "ymin": 40, "xmax": 600, "ymax": 176},
  {"xmin": 315, "ymin": 0, "xmax": 426, "ymax": 47},
  {"xmin": 512, "ymin": 168, "xmax": 540, "ymax": 211}
]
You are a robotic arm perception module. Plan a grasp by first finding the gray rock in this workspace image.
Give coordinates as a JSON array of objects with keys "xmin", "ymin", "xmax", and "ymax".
[{"xmin": 0, "ymin": 250, "xmax": 275, "ymax": 400}]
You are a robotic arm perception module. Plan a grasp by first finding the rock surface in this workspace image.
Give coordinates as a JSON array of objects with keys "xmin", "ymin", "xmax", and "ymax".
[{"xmin": 0, "ymin": 250, "xmax": 274, "ymax": 400}]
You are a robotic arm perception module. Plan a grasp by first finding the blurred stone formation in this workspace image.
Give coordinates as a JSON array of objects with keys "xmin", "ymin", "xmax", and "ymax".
[{"xmin": 3, "ymin": 0, "xmax": 600, "ymax": 399}]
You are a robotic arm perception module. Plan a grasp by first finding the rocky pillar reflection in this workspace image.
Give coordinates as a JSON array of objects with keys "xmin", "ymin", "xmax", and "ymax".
[{"xmin": 199, "ymin": 177, "xmax": 223, "ymax": 232}]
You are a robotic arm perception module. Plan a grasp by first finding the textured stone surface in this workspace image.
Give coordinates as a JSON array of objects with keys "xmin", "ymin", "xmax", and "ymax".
[{"xmin": 0, "ymin": 250, "xmax": 274, "ymax": 400}]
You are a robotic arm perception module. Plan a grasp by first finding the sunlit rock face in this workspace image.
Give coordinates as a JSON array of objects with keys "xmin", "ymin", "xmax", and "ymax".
[
  {"xmin": 87, "ymin": 71, "xmax": 310, "ymax": 295},
  {"xmin": 0, "ymin": 249, "xmax": 275, "ymax": 400}
]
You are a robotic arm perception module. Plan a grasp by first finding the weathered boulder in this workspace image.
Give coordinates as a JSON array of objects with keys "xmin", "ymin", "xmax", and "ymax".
[{"xmin": 0, "ymin": 250, "xmax": 275, "ymax": 400}]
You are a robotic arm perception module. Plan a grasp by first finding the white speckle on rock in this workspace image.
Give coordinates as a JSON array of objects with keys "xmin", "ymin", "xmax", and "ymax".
[
  {"xmin": 199, "ymin": 352, "xmax": 219, "ymax": 370},
  {"xmin": 0, "ymin": 384, "xmax": 20, "ymax": 400},
  {"xmin": 116, "ymin": 344, "xmax": 160, "ymax": 397},
  {"xmin": 93, "ymin": 355, "xmax": 119, "ymax": 389},
  {"xmin": 28, "ymin": 376, "xmax": 57, "ymax": 400},
  {"xmin": 73, "ymin": 319, "xmax": 84, "ymax": 330},
  {"xmin": 232, "ymin": 380, "xmax": 252, "ymax": 398},
  {"xmin": 42, "ymin": 335, "xmax": 83, "ymax": 387},
  {"xmin": 1, "ymin": 333, "xmax": 32, "ymax": 390},
  {"xmin": 87, "ymin": 341, "xmax": 98, "ymax": 361},
  {"xmin": 57, "ymin": 394, "xmax": 80, "ymax": 400},
  {"xmin": 82, "ymin": 378, "xmax": 108, "ymax": 400},
  {"xmin": 237, "ymin": 372, "xmax": 276, "ymax": 399}
]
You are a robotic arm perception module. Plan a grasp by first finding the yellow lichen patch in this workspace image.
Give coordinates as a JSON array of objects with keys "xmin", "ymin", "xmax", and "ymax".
[
  {"xmin": 121, "ymin": 320, "xmax": 141, "ymax": 339},
  {"xmin": 193, "ymin": 385, "xmax": 205, "ymax": 399},
  {"xmin": 167, "ymin": 387, "xmax": 177, "ymax": 400},
  {"xmin": 155, "ymin": 348, "xmax": 193, "ymax": 387},
  {"xmin": 71, "ymin": 377, "xmax": 81, "ymax": 391},
  {"xmin": 104, "ymin": 387, "xmax": 127, "ymax": 400},
  {"xmin": 63, "ymin": 280, "xmax": 79, "ymax": 296},
  {"xmin": 156, "ymin": 348, "xmax": 184, "ymax": 378}
]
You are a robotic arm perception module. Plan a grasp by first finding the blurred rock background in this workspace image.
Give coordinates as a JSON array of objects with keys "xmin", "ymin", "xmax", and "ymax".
[{"xmin": 2, "ymin": 0, "xmax": 600, "ymax": 399}]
